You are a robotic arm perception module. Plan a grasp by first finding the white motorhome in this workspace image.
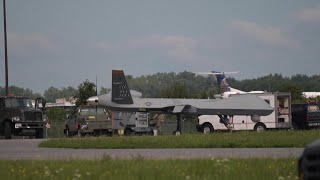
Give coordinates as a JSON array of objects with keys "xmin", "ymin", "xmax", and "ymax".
[{"xmin": 196, "ymin": 92, "xmax": 292, "ymax": 133}]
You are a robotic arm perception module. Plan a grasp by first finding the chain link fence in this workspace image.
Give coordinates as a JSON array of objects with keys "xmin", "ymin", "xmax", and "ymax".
[
  {"xmin": 44, "ymin": 122, "xmax": 65, "ymax": 138},
  {"xmin": 43, "ymin": 119, "xmax": 199, "ymax": 138},
  {"xmin": 1, "ymin": 116, "xmax": 199, "ymax": 139}
]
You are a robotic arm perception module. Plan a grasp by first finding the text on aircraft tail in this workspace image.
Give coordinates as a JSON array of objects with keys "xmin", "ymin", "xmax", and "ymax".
[{"xmin": 112, "ymin": 70, "xmax": 134, "ymax": 104}]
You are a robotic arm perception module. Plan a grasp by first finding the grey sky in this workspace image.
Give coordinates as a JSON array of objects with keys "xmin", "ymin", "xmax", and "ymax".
[{"xmin": 0, "ymin": 0, "xmax": 320, "ymax": 94}]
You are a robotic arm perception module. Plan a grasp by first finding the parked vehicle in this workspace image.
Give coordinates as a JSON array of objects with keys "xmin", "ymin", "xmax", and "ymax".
[
  {"xmin": 196, "ymin": 92, "xmax": 292, "ymax": 133},
  {"xmin": 64, "ymin": 106, "xmax": 113, "ymax": 137},
  {"xmin": 291, "ymin": 102, "xmax": 320, "ymax": 129},
  {"xmin": 0, "ymin": 95, "xmax": 46, "ymax": 139},
  {"xmin": 86, "ymin": 96, "xmax": 155, "ymax": 135},
  {"xmin": 113, "ymin": 111, "xmax": 155, "ymax": 135}
]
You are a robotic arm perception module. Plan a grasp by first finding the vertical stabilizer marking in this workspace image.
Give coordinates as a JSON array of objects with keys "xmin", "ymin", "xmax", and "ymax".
[{"xmin": 112, "ymin": 70, "xmax": 134, "ymax": 104}]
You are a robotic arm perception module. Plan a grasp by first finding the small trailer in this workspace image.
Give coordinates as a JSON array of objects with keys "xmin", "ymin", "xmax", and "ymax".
[{"xmin": 112, "ymin": 111, "xmax": 156, "ymax": 135}]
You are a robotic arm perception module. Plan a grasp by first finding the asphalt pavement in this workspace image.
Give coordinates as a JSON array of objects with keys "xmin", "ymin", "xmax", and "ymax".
[{"xmin": 0, "ymin": 139, "xmax": 304, "ymax": 160}]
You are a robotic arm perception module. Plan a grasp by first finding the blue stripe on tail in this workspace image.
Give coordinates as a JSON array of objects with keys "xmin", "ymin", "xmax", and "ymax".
[{"xmin": 212, "ymin": 71, "xmax": 231, "ymax": 93}]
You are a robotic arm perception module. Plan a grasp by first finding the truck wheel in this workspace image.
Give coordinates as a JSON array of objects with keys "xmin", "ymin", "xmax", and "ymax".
[
  {"xmin": 148, "ymin": 130, "xmax": 155, "ymax": 136},
  {"xmin": 292, "ymin": 122, "xmax": 299, "ymax": 130},
  {"xmin": 77, "ymin": 130, "xmax": 84, "ymax": 138},
  {"xmin": 202, "ymin": 123, "xmax": 214, "ymax": 134},
  {"xmin": 93, "ymin": 131, "xmax": 100, "ymax": 137},
  {"xmin": 124, "ymin": 128, "xmax": 133, "ymax": 136},
  {"xmin": 36, "ymin": 128, "xmax": 44, "ymax": 139},
  {"xmin": 254, "ymin": 123, "xmax": 266, "ymax": 132},
  {"xmin": 4, "ymin": 122, "xmax": 12, "ymax": 139},
  {"xmin": 173, "ymin": 130, "xmax": 181, "ymax": 136},
  {"xmin": 65, "ymin": 127, "xmax": 71, "ymax": 138}
]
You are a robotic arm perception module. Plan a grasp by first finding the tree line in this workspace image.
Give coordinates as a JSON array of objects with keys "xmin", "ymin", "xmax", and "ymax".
[
  {"xmin": 127, "ymin": 72, "xmax": 320, "ymax": 103},
  {"xmin": 2, "ymin": 72, "xmax": 319, "ymax": 123},
  {"xmin": 1, "ymin": 72, "xmax": 320, "ymax": 103}
]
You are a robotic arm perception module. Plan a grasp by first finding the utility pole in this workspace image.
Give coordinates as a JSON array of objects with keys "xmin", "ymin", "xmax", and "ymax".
[
  {"xmin": 3, "ymin": 0, "xmax": 9, "ymax": 95},
  {"xmin": 96, "ymin": 76, "xmax": 98, "ymax": 96}
]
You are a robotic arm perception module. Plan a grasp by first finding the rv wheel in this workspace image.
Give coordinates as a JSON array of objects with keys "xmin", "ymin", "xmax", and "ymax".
[
  {"xmin": 254, "ymin": 123, "xmax": 266, "ymax": 132},
  {"xmin": 202, "ymin": 123, "xmax": 214, "ymax": 134}
]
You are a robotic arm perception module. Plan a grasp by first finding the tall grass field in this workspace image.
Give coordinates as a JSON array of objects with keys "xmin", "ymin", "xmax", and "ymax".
[
  {"xmin": 40, "ymin": 130, "xmax": 320, "ymax": 149},
  {"xmin": 0, "ymin": 158, "xmax": 298, "ymax": 180}
]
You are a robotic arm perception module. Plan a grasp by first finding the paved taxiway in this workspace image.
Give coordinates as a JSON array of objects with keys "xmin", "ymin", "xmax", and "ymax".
[{"xmin": 0, "ymin": 139, "xmax": 304, "ymax": 160}]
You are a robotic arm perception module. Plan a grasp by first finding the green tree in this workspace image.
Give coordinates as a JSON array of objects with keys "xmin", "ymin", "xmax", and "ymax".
[
  {"xmin": 44, "ymin": 87, "xmax": 61, "ymax": 103},
  {"xmin": 127, "ymin": 71, "xmax": 217, "ymax": 98},
  {"xmin": 44, "ymin": 86, "xmax": 77, "ymax": 103},
  {"xmin": 46, "ymin": 107, "xmax": 67, "ymax": 123},
  {"xmin": 161, "ymin": 82, "xmax": 188, "ymax": 98},
  {"xmin": 100, "ymin": 87, "xmax": 111, "ymax": 95},
  {"xmin": 61, "ymin": 86, "xmax": 77, "ymax": 99},
  {"xmin": 75, "ymin": 80, "xmax": 96, "ymax": 107},
  {"xmin": 279, "ymin": 82, "xmax": 305, "ymax": 103},
  {"xmin": 0, "ymin": 86, "xmax": 41, "ymax": 98}
]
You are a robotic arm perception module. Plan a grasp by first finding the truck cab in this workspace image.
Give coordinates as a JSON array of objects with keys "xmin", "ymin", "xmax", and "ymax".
[
  {"xmin": 291, "ymin": 102, "xmax": 320, "ymax": 129},
  {"xmin": 0, "ymin": 96, "xmax": 46, "ymax": 139}
]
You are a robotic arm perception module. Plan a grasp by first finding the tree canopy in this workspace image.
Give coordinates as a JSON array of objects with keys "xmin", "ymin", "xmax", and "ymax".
[
  {"xmin": 127, "ymin": 71, "xmax": 217, "ymax": 99},
  {"xmin": 1, "ymin": 73, "xmax": 320, "ymax": 104},
  {"xmin": 74, "ymin": 80, "xmax": 96, "ymax": 107},
  {"xmin": 0, "ymin": 86, "xmax": 42, "ymax": 99},
  {"xmin": 43, "ymin": 86, "xmax": 77, "ymax": 103}
]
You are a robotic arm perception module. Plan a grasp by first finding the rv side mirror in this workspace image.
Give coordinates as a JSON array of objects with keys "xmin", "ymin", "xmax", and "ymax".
[{"xmin": 35, "ymin": 97, "xmax": 46, "ymax": 109}]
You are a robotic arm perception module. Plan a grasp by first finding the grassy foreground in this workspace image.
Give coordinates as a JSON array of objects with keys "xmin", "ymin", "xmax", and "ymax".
[
  {"xmin": 39, "ymin": 130, "xmax": 320, "ymax": 149},
  {"xmin": 0, "ymin": 158, "xmax": 298, "ymax": 180}
]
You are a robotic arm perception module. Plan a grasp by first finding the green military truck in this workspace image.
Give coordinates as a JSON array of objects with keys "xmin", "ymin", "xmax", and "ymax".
[
  {"xmin": 0, "ymin": 95, "xmax": 46, "ymax": 139},
  {"xmin": 64, "ymin": 106, "xmax": 113, "ymax": 137}
]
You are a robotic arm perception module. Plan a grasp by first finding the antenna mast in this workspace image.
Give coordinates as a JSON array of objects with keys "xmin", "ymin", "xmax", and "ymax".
[{"xmin": 3, "ymin": 0, "xmax": 9, "ymax": 95}]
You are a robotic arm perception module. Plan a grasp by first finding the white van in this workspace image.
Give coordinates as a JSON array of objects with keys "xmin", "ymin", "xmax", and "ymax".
[{"xmin": 196, "ymin": 92, "xmax": 292, "ymax": 133}]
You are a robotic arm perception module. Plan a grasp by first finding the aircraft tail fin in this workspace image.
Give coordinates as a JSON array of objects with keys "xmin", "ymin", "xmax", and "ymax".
[
  {"xmin": 196, "ymin": 71, "xmax": 239, "ymax": 93},
  {"xmin": 211, "ymin": 71, "xmax": 236, "ymax": 93},
  {"xmin": 112, "ymin": 70, "xmax": 134, "ymax": 104}
]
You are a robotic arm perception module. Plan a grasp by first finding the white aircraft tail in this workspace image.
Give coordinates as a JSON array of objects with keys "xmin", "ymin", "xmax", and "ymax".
[
  {"xmin": 197, "ymin": 70, "xmax": 267, "ymax": 98},
  {"xmin": 197, "ymin": 71, "xmax": 242, "ymax": 94}
]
